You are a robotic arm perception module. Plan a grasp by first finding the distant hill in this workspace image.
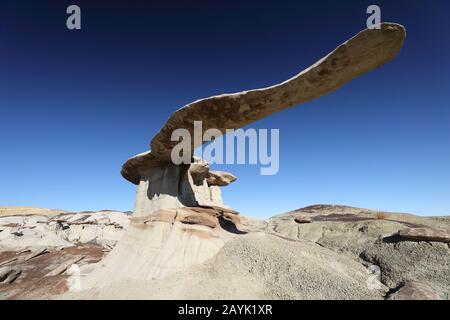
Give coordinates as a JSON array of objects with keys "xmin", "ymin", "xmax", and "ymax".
[{"xmin": 0, "ymin": 206, "xmax": 67, "ymax": 216}]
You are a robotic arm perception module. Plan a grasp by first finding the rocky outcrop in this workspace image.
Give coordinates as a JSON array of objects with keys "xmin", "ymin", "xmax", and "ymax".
[
  {"xmin": 206, "ymin": 171, "xmax": 237, "ymax": 186},
  {"xmin": 121, "ymin": 23, "xmax": 406, "ymax": 184},
  {"xmin": 0, "ymin": 267, "xmax": 21, "ymax": 284},
  {"xmin": 132, "ymin": 161, "xmax": 235, "ymax": 218},
  {"xmin": 387, "ymin": 282, "xmax": 443, "ymax": 300},
  {"xmin": 268, "ymin": 205, "xmax": 450, "ymax": 300},
  {"xmin": 0, "ymin": 24, "xmax": 413, "ymax": 300},
  {"xmin": 130, "ymin": 206, "xmax": 243, "ymax": 231},
  {"xmin": 1, "ymin": 204, "xmax": 449, "ymax": 300},
  {"xmin": 398, "ymin": 227, "xmax": 450, "ymax": 243},
  {"xmin": 293, "ymin": 215, "xmax": 312, "ymax": 224},
  {"xmin": 188, "ymin": 158, "xmax": 210, "ymax": 184},
  {"xmin": 150, "ymin": 23, "xmax": 405, "ymax": 161},
  {"xmin": 0, "ymin": 209, "xmax": 130, "ymax": 251},
  {"xmin": 0, "ymin": 207, "xmax": 67, "ymax": 216},
  {"xmin": 0, "ymin": 244, "xmax": 105, "ymax": 299},
  {"xmin": 79, "ymin": 206, "xmax": 246, "ymax": 291},
  {"xmin": 79, "ymin": 23, "xmax": 408, "ymax": 298},
  {"xmin": 59, "ymin": 205, "xmax": 450, "ymax": 300}
]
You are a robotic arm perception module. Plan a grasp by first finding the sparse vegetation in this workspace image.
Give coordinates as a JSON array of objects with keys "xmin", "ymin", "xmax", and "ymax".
[{"xmin": 376, "ymin": 211, "xmax": 388, "ymax": 220}]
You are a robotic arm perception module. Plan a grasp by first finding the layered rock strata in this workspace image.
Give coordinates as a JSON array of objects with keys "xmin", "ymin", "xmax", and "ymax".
[{"xmin": 80, "ymin": 23, "xmax": 407, "ymax": 292}]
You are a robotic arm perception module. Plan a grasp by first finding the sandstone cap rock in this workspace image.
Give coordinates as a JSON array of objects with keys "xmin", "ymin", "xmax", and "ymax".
[{"xmin": 122, "ymin": 23, "xmax": 406, "ymax": 184}]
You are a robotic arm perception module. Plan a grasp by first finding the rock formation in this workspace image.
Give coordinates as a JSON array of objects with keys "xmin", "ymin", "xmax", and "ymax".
[
  {"xmin": 398, "ymin": 227, "xmax": 450, "ymax": 243},
  {"xmin": 74, "ymin": 23, "xmax": 407, "ymax": 291},
  {"xmin": 2, "ymin": 23, "xmax": 448, "ymax": 301},
  {"xmin": 387, "ymin": 281, "xmax": 444, "ymax": 300},
  {"xmin": 57, "ymin": 205, "xmax": 449, "ymax": 300},
  {"xmin": 0, "ymin": 207, "xmax": 130, "ymax": 251},
  {"xmin": 1, "ymin": 205, "xmax": 449, "ymax": 299},
  {"xmin": 1, "ymin": 24, "xmax": 418, "ymax": 300},
  {"xmin": 80, "ymin": 206, "xmax": 245, "ymax": 288},
  {"xmin": 121, "ymin": 23, "xmax": 406, "ymax": 185},
  {"xmin": 118, "ymin": 22, "xmax": 406, "ymax": 224}
]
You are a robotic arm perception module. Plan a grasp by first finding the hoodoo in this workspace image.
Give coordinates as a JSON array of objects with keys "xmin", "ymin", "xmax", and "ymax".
[{"xmin": 81, "ymin": 23, "xmax": 406, "ymax": 291}]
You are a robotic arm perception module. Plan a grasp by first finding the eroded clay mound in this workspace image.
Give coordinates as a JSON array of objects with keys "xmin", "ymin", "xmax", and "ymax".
[
  {"xmin": 0, "ymin": 209, "xmax": 130, "ymax": 251},
  {"xmin": 76, "ymin": 206, "xmax": 247, "ymax": 292},
  {"xmin": 0, "ymin": 244, "xmax": 106, "ymax": 300},
  {"xmin": 1, "ymin": 205, "xmax": 449, "ymax": 300},
  {"xmin": 268, "ymin": 205, "xmax": 450, "ymax": 299}
]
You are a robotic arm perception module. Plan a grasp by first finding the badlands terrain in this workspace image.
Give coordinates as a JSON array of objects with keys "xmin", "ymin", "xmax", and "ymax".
[
  {"xmin": 0, "ymin": 204, "xmax": 448, "ymax": 300},
  {"xmin": 1, "ymin": 24, "xmax": 447, "ymax": 300}
]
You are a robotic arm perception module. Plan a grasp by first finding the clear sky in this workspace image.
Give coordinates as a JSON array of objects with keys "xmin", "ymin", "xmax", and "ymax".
[{"xmin": 1, "ymin": 0, "xmax": 449, "ymax": 218}]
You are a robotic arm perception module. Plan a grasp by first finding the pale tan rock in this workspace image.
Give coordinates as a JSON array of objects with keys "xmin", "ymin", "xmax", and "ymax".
[
  {"xmin": 45, "ymin": 256, "xmax": 85, "ymax": 277},
  {"xmin": 177, "ymin": 209, "xmax": 219, "ymax": 229},
  {"xmin": 62, "ymin": 24, "xmax": 409, "ymax": 299},
  {"xmin": 0, "ymin": 210, "xmax": 130, "ymax": 251},
  {"xmin": 398, "ymin": 227, "xmax": 450, "ymax": 243},
  {"xmin": 0, "ymin": 267, "xmax": 21, "ymax": 284},
  {"xmin": 387, "ymin": 282, "xmax": 443, "ymax": 300},
  {"xmin": 132, "ymin": 162, "xmax": 232, "ymax": 217},
  {"xmin": 131, "ymin": 209, "xmax": 177, "ymax": 224},
  {"xmin": 188, "ymin": 159, "xmax": 210, "ymax": 185},
  {"xmin": 24, "ymin": 248, "xmax": 48, "ymax": 261},
  {"xmin": 80, "ymin": 206, "xmax": 245, "ymax": 288},
  {"xmin": 121, "ymin": 23, "xmax": 406, "ymax": 184},
  {"xmin": 206, "ymin": 171, "xmax": 237, "ymax": 186},
  {"xmin": 0, "ymin": 256, "xmax": 19, "ymax": 267},
  {"xmin": 209, "ymin": 185, "xmax": 224, "ymax": 205},
  {"xmin": 0, "ymin": 206, "xmax": 66, "ymax": 217}
]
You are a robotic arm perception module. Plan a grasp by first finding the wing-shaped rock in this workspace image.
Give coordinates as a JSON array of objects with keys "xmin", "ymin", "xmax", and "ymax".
[{"xmin": 122, "ymin": 23, "xmax": 406, "ymax": 184}]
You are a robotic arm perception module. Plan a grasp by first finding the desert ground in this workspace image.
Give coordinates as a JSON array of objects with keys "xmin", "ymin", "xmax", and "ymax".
[{"xmin": 1, "ymin": 205, "xmax": 448, "ymax": 300}]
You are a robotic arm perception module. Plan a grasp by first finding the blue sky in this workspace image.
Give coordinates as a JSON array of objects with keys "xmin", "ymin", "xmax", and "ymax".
[{"xmin": 1, "ymin": 0, "xmax": 449, "ymax": 218}]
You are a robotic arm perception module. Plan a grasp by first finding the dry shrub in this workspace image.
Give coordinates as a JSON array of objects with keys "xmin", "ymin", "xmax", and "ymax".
[{"xmin": 375, "ymin": 211, "xmax": 387, "ymax": 220}]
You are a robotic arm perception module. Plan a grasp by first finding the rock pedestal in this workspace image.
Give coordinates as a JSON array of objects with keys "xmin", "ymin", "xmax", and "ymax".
[
  {"xmin": 80, "ymin": 160, "xmax": 241, "ymax": 289},
  {"xmin": 79, "ymin": 23, "xmax": 406, "ymax": 293},
  {"xmin": 133, "ymin": 160, "xmax": 236, "ymax": 218}
]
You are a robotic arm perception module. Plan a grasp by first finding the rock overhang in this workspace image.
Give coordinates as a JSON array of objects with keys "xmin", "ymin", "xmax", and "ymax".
[
  {"xmin": 121, "ymin": 151, "xmax": 237, "ymax": 186},
  {"xmin": 121, "ymin": 23, "xmax": 406, "ymax": 185}
]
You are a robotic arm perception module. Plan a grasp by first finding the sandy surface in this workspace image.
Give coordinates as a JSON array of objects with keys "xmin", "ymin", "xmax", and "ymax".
[{"xmin": 0, "ymin": 206, "xmax": 66, "ymax": 216}]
